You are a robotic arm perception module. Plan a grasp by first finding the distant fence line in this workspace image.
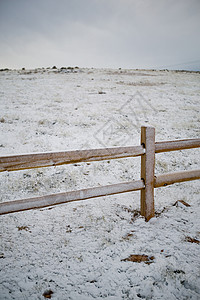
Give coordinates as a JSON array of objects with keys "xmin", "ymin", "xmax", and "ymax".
[{"xmin": 0, "ymin": 126, "xmax": 200, "ymax": 221}]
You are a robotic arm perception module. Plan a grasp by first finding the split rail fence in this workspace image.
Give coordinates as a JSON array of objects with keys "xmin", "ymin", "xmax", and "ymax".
[{"xmin": 0, "ymin": 126, "xmax": 200, "ymax": 221}]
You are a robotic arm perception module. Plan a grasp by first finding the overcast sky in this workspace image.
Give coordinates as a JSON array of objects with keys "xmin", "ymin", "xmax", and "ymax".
[{"xmin": 0, "ymin": 0, "xmax": 200, "ymax": 70}]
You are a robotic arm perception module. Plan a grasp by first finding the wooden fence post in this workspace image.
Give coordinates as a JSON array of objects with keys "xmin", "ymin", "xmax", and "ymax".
[{"xmin": 140, "ymin": 126, "xmax": 155, "ymax": 221}]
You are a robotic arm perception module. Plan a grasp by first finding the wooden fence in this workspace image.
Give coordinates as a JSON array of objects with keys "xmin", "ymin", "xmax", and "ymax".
[{"xmin": 0, "ymin": 126, "xmax": 200, "ymax": 221}]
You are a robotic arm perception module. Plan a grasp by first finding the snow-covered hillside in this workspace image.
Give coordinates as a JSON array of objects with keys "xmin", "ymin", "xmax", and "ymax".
[{"xmin": 0, "ymin": 68, "xmax": 199, "ymax": 299}]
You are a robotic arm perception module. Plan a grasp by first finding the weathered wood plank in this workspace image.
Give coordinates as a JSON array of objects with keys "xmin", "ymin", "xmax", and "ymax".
[
  {"xmin": 155, "ymin": 139, "xmax": 200, "ymax": 153},
  {"xmin": 154, "ymin": 169, "xmax": 200, "ymax": 187},
  {"xmin": 0, "ymin": 180, "xmax": 145, "ymax": 215},
  {"xmin": 0, "ymin": 146, "xmax": 145, "ymax": 172},
  {"xmin": 0, "ymin": 138, "xmax": 199, "ymax": 173},
  {"xmin": 140, "ymin": 126, "xmax": 155, "ymax": 221}
]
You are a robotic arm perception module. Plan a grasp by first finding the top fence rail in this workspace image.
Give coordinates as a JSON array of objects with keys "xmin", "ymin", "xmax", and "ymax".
[{"xmin": 0, "ymin": 139, "xmax": 200, "ymax": 172}]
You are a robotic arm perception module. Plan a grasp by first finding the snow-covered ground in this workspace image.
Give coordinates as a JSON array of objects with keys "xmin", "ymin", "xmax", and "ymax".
[{"xmin": 0, "ymin": 68, "xmax": 199, "ymax": 299}]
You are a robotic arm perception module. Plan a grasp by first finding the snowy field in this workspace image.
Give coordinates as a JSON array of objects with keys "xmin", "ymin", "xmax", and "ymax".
[{"xmin": 0, "ymin": 67, "xmax": 200, "ymax": 299}]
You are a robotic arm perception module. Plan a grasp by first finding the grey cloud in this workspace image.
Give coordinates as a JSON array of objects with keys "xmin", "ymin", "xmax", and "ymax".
[{"xmin": 0, "ymin": 0, "xmax": 200, "ymax": 69}]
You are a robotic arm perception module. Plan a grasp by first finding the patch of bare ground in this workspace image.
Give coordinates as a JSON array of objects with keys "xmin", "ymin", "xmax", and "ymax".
[
  {"xmin": 43, "ymin": 289, "xmax": 54, "ymax": 299},
  {"xmin": 116, "ymin": 81, "xmax": 166, "ymax": 86},
  {"xmin": 121, "ymin": 254, "xmax": 155, "ymax": 264},
  {"xmin": 106, "ymin": 70, "xmax": 157, "ymax": 76},
  {"xmin": 185, "ymin": 237, "xmax": 200, "ymax": 244}
]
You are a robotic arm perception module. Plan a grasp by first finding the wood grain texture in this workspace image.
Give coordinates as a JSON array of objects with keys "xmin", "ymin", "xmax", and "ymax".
[
  {"xmin": 140, "ymin": 126, "xmax": 155, "ymax": 221},
  {"xmin": 0, "ymin": 139, "xmax": 199, "ymax": 173},
  {"xmin": 0, "ymin": 146, "xmax": 145, "ymax": 172},
  {"xmin": 155, "ymin": 139, "xmax": 200, "ymax": 153},
  {"xmin": 155, "ymin": 169, "xmax": 200, "ymax": 187},
  {"xmin": 0, "ymin": 180, "xmax": 144, "ymax": 215}
]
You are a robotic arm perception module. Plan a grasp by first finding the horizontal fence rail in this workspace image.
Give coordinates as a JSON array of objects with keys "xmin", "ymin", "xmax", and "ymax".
[
  {"xmin": 0, "ymin": 139, "xmax": 200, "ymax": 173},
  {"xmin": 0, "ymin": 127, "xmax": 199, "ymax": 220},
  {"xmin": 0, "ymin": 145, "xmax": 145, "ymax": 172},
  {"xmin": 155, "ymin": 139, "xmax": 200, "ymax": 153},
  {"xmin": 155, "ymin": 169, "xmax": 200, "ymax": 188},
  {"xmin": 0, "ymin": 180, "xmax": 145, "ymax": 215},
  {"xmin": 0, "ymin": 170, "xmax": 199, "ymax": 216}
]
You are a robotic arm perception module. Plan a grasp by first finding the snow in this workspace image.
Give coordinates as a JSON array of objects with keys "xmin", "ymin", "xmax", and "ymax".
[{"xmin": 0, "ymin": 68, "xmax": 200, "ymax": 299}]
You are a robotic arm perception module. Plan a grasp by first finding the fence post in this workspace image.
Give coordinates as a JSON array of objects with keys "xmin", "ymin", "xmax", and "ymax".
[{"xmin": 140, "ymin": 126, "xmax": 155, "ymax": 221}]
